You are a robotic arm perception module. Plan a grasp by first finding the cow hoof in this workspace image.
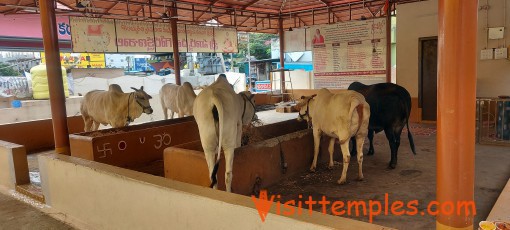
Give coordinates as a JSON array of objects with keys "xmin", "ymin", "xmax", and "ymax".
[
  {"xmin": 357, "ymin": 176, "xmax": 364, "ymax": 181},
  {"xmin": 387, "ymin": 163, "xmax": 397, "ymax": 169},
  {"xmin": 337, "ymin": 179, "xmax": 347, "ymax": 185},
  {"xmin": 327, "ymin": 164, "xmax": 334, "ymax": 170},
  {"xmin": 309, "ymin": 167, "xmax": 316, "ymax": 172}
]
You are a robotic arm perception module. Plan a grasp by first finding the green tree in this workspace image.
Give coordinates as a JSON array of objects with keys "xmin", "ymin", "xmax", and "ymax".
[
  {"xmin": 237, "ymin": 33, "xmax": 277, "ymax": 60},
  {"xmin": 0, "ymin": 63, "xmax": 20, "ymax": 76},
  {"xmin": 234, "ymin": 32, "xmax": 278, "ymax": 69}
]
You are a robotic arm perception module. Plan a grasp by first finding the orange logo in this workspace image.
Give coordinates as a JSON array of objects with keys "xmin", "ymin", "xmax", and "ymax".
[{"xmin": 251, "ymin": 190, "xmax": 476, "ymax": 223}]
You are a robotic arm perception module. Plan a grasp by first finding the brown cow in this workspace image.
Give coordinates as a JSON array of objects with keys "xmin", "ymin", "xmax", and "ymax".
[{"xmin": 80, "ymin": 84, "xmax": 153, "ymax": 131}]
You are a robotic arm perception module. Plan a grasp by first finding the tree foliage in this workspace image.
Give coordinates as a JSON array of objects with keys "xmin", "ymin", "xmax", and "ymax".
[
  {"xmin": 0, "ymin": 63, "xmax": 21, "ymax": 76},
  {"xmin": 235, "ymin": 33, "xmax": 278, "ymax": 60}
]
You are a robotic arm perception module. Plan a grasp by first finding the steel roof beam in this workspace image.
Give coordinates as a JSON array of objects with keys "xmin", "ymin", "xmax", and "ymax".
[
  {"xmin": 242, "ymin": 0, "xmax": 261, "ymax": 10},
  {"xmin": 193, "ymin": 0, "xmax": 221, "ymax": 21}
]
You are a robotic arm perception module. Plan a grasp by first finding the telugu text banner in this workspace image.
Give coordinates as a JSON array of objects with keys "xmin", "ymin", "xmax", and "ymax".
[{"xmin": 115, "ymin": 20, "xmax": 155, "ymax": 52}]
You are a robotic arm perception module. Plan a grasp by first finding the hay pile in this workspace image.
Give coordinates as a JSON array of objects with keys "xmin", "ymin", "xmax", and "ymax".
[
  {"xmin": 241, "ymin": 120, "xmax": 266, "ymax": 146},
  {"xmin": 87, "ymin": 129, "xmax": 125, "ymax": 137}
]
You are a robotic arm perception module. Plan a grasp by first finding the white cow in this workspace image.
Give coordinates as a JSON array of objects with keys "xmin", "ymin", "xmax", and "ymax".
[
  {"xmin": 193, "ymin": 77, "xmax": 257, "ymax": 193},
  {"xmin": 160, "ymin": 82, "xmax": 197, "ymax": 119},
  {"xmin": 297, "ymin": 88, "xmax": 370, "ymax": 184},
  {"xmin": 80, "ymin": 84, "xmax": 153, "ymax": 131}
]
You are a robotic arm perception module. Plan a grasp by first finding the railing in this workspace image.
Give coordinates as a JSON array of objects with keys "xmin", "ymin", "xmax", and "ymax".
[{"xmin": 476, "ymin": 97, "xmax": 510, "ymax": 146}]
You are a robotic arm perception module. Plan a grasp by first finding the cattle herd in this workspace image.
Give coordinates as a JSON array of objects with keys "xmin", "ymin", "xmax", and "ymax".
[{"xmin": 80, "ymin": 76, "xmax": 415, "ymax": 193}]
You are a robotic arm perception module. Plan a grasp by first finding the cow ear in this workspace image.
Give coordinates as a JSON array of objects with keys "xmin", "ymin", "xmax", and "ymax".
[
  {"xmin": 311, "ymin": 94, "xmax": 317, "ymax": 98},
  {"xmin": 140, "ymin": 86, "xmax": 144, "ymax": 91},
  {"xmin": 131, "ymin": 87, "xmax": 138, "ymax": 91}
]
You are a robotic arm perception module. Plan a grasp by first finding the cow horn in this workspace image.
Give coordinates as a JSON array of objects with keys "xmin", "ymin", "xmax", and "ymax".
[
  {"xmin": 300, "ymin": 96, "xmax": 305, "ymax": 99},
  {"xmin": 311, "ymin": 94, "xmax": 317, "ymax": 98},
  {"xmin": 140, "ymin": 86, "xmax": 144, "ymax": 91},
  {"xmin": 130, "ymin": 87, "xmax": 138, "ymax": 91}
]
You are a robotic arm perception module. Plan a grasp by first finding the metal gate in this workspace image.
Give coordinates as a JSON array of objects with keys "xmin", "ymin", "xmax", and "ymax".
[{"xmin": 476, "ymin": 98, "xmax": 510, "ymax": 146}]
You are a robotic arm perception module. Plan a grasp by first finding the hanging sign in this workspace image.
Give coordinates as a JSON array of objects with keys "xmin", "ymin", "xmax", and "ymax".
[
  {"xmin": 186, "ymin": 25, "xmax": 215, "ymax": 53},
  {"xmin": 214, "ymin": 27, "xmax": 238, "ymax": 53},
  {"xmin": 153, "ymin": 22, "xmax": 188, "ymax": 52},
  {"xmin": 115, "ymin": 20, "xmax": 155, "ymax": 52},
  {"xmin": 70, "ymin": 17, "xmax": 117, "ymax": 53}
]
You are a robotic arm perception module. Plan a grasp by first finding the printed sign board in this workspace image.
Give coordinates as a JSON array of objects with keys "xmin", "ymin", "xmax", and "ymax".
[
  {"xmin": 70, "ymin": 17, "xmax": 117, "ymax": 53},
  {"xmin": 255, "ymin": 80, "xmax": 271, "ymax": 92}
]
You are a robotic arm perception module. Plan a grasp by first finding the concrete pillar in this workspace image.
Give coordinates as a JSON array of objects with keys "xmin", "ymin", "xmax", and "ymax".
[
  {"xmin": 39, "ymin": 0, "xmax": 70, "ymax": 154},
  {"xmin": 0, "ymin": 141, "xmax": 29, "ymax": 189},
  {"xmin": 436, "ymin": 0, "xmax": 477, "ymax": 229}
]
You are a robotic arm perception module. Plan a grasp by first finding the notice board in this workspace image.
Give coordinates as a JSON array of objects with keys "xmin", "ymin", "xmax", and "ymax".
[{"xmin": 311, "ymin": 18, "xmax": 387, "ymax": 89}]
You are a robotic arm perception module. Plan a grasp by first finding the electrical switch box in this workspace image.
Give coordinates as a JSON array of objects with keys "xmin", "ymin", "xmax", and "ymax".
[
  {"xmin": 488, "ymin": 27, "xmax": 505, "ymax": 39},
  {"xmin": 494, "ymin": 48, "xmax": 507, "ymax": 59},
  {"xmin": 481, "ymin": 49, "xmax": 493, "ymax": 60}
]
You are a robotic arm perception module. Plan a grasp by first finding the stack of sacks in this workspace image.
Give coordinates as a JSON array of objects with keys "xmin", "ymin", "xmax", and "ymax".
[{"xmin": 30, "ymin": 64, "xmax": 69, "ymax": 99}]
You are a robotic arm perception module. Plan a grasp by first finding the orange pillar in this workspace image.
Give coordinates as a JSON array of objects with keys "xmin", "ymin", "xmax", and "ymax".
[
  {"xmin": 436, "ymin": 1, "xmax": 477, "ymax": 229},
  {"xmin": 39, "ymin": 0, "xmax": 70, "ymax": 155},
  {"xmin": 170, "ymin": 4, "xmax": 181, "ymax": 85},
  {"xmin": 278, "ymin": 17, "xmax": 285, "ymax": 92}
]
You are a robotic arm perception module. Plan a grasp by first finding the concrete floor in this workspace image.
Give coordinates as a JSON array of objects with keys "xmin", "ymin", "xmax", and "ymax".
[
  {"xmin": 2, "ymin": 111, "xmax": 509, "ymax": 229},
  {"xmin": 0, "ymin": 189, "xmax": 74, "ymax": 229},
  {"xmin": 267, "ymin": 122, "xmax": 510, "ymax": 229}
]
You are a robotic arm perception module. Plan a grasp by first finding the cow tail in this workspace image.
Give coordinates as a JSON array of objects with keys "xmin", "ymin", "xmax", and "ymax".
[
  {"xmin": 405, "ymin": 107, "xmax": 417, "ymax": 155},
  {"xmin": 210, "ymin": 96, "xmax": 223, "ymax": 188},
  {"xmin": 349, "ymin": 97, "xmax": 364, "ymax": 134}
]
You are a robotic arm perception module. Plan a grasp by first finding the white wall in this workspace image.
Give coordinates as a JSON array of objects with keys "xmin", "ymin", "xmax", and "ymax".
[
  {"xmin": 396, "ymin": 0, "xmax": 438, "ymax": 98},
  {"xmin": 0, "ymin": 97, "xmax": 82, "ymax": 125},
  {"xmin": 0, "ymin": 73, "xmax": 245, "ymax": 125},
  {"xmin": 397, "ymin": 0, "xmax": 510, "ymax": 98},
  {"xmin": 477, "ymin": 0, "xmax": 510, "ymax": 97},
  {"xmin": 271, "ymin": 70, "xmax": 313, "ymax": 90}
]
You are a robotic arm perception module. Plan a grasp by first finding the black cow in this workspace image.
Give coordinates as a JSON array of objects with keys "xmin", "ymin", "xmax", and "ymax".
[{"xmin": 348, "ymin": 82, "xmax": 416, "ymax": 169}]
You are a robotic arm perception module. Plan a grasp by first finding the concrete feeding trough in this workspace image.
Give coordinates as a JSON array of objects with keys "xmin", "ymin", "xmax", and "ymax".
[
  {"xmin": 70, "ymin": 117, "xmax": 200, "ymax": 169},
  {"xmin": 164, "ymin": 119, "xmax": 336, "ymax": 195}
]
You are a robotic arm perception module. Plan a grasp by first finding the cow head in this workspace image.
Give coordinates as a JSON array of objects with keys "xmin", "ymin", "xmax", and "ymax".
[
  {"xmin": 296, "ymin": 94, "xmax": 316, "ymax": 122},
  {"xmin": 239, "ymin": 91, "xmax": 257, "ymax": 124},
  {"xmin": 130, "ymin": 86, "xmax": 153, "ymax": 114}
]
